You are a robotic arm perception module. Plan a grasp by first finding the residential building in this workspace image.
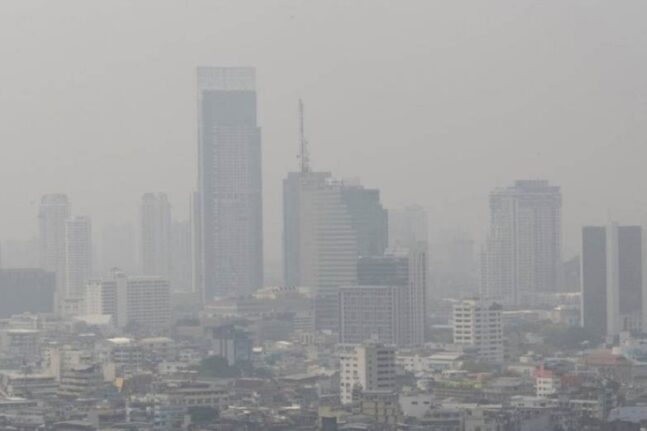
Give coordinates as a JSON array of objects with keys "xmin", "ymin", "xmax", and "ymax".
[
  {"xmin": 452, "ymin": 298, "xmax": 504, "ymax": 364},
  {"xmin": 195, "ymin": 67, "xmax": 263, "ymax": 300},
  {"xmin": 338, "ymin": 343, "xmax": 396, "ymax": 405},
  {"xmin": 85, "ymin": 270, "xmax": 171, "ymax": 329},
  {"xmin": 482, "ymin": 180, "xmax": 561, "ymax": 306}
]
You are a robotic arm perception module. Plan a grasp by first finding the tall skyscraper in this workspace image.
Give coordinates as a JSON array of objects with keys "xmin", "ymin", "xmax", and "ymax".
[
  {"xmin": 339, "ymin": 247, "xmax": 429, "ymax": 347},
  {"xmin": 64, "ymin": 216, "xmax": 92, "ymax": 299},
  {"xmin": 581, "ymin": 224, "xmax": 643, "ymax": 338},
  {"xmin": 140, "ymin": 193, "xmax": 171, "ymax": 280},
  {"xmin": 340, "ymin": 180, "xmax": 388, "ymax": 258},
  {"xmin": 38, "ymin": 194, "xmax": 71, "ymax": 302},
  {"xmin": 196, "ymin": 67, "xmax": 263, "ymax": 301},
  {"xmin": 283, "ymin": 172, "xmax": 358, "ymax": 330},
  {"xmin": 482, "ymin": 180, "xmax": 562, "ymax": 306},
  {"xmin": 170, "ymin": 220, "xmax": 192, "ymax": 293}
]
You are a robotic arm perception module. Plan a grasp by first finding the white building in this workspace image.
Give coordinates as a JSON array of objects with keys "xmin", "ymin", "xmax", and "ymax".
[
  {"xmin": 482, "ymin": 180, "xmax": 561, "ymax": 306},
  {"xmin": 452, "ymin": 299, "xmax": 504, "ymax": 364},
  {"xmin": 85, "ymin": 270, "xmax": 170, "ymax": 329},
  {"xmin": 338, "ymin": 343, "xmax": 396, "ymax": 405},
  {"xmin": 64, "ymin": 216, "xmax": 92, "ymax": 300}
]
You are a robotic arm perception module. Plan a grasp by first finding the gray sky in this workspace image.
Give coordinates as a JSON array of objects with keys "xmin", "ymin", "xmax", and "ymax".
[{"xmin": 1, "ymin": 0, "xmax": 647, "ymax": 260}]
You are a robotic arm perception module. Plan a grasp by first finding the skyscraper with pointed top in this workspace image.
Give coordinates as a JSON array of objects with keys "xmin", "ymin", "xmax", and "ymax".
[{"xmin": 195, "ymin": 67, "xmax": 263, "ymax": 301}]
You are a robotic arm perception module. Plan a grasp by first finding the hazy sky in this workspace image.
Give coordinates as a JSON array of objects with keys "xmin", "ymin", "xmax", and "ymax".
[{"xmin": 1, "ymin": 0, "xmax": 647, "ymax": 261}]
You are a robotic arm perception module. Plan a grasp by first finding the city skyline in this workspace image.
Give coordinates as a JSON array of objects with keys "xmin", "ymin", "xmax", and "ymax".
[{"xmin": 2, "ymin": 1, "xmax": 647, "ymax": 262}]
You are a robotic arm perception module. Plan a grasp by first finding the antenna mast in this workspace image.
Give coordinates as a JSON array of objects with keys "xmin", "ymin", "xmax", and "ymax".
[{"xmin": 298, "ymin": 98, "xmax": 310, "ymax": 173}]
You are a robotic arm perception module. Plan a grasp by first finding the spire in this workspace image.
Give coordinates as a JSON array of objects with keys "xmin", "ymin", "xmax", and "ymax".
[{"xmin": 298, "ymin": 98, "xmax": 311, "ymax": 173}]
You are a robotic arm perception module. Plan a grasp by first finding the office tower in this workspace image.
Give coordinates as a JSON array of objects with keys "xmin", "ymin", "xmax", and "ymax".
[
  {"xmin": 0, "ymin": 269, "xmax": 56, "ymax": 317},
  {"xmin": 340, "ymin": 180, "xmax": 388, "ymax": 257},
  {"xmin": 170, "ymin": 220, "xmax": 192, "ymax": 293},
  {"xmin": 432, "ymin": 230, "xmax": 478, "ymax": 300},
  {"xmin": 452, "ymin": 298, "xmax": 504, "ymax": 363},
  {"xmin": 0, "ymin": 238, "xmax": 39, "ymax": 269},
  {"xmin": 388, "ymin": 205, "xmax": 428, "ymax": 249},
  {"xmin": 140, "ymin": 193, "xmax": 171, "ymax": 279},
  {"xmin": 38, "ymin": 194, "xmax": 71, "ymax": 301},
  {"xmin": 85, "ymin": 270, "xmax": 170, "ymax": 329},
  {"xmin": 64, "ymin": 216, "xmax": 92, "ymax": 300},
  {"xmin": 283, "ymin": 172, "xmax": 358, "ymax": 331},
  {"xmin": 196, "ymin": 67, "xmax": 263, "ymax": 301},
  {"xmin": 343, "ymin": 245, "xmax": 427, "ymax": 346},
  {"xmin": 581, "ymin": 224, "xmax": 642, "ymax": 338},
  {"xmin": 100, "ymin": 223, "xmax": 136, "ymax": 274},
  {"xmin": 482, "ymin": 180, "xmax": 562, "ymax": 306},
  {"xmin": 338, "ymin": 343, "xmax": 396, "ymax": 405},
  {"xmin": 339, "ymin": 285, "xmax": 406, "ymax": 346}
]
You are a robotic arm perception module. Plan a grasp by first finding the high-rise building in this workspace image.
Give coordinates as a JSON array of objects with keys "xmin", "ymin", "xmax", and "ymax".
[
  {"xmin": 338, "ymin": 342, "xmax": 396, "ymax": 405},
  {"xmin": 339, "ymin": 285, "xmax": 407, "ymax": 346},
  {"xmin": 196, "ymin": 67, "xmax": 263, "ymax": 300},
  {"xmin": 340, "ymin": 180, "xmax": 388, "ymax": 258},
  {"xmin": 581, "ymin": 224, "xmax": 643, "ymax": 338},
  {"xmin": 85, "ymin": 270, "xmax": 170, "ymax": 329},
  {"xmin": 482, "ymin": 180, "xmax": 562, "ymax": 306},
  {"xmin": 388, "ymin": 205, "xmax": 428, "ymax": 249},
  {"xmin": 170, "ymin": 220, "xmax": 192, "ymax": 293},
  {"xmin": 64, "ymin": 216, "xmax": 92, "ymax": 299},
  {"xmin": 140, "ymin": 193, "xmax": 171, "ymax": 280},
  {"xmin": 452, "ymin": 298, "xmax": 504, "ymax": 364},
  {"xmin": 341, "ymin": 245, "xmax": 428, "ymax": 346},
  {"xmin": 0, "ymin": 269, "xmax": 56, "ymax": 317},
  {"xmin": 283, "ymin": 172, "xmax": 358, "ymax": 331},
  {"xmin": 38, "ymin": 194, "xmax": 71, "ymax": 302},
  {"xmin": 100, "ymin": 223, "xmax": 136, "ymax": 274}
]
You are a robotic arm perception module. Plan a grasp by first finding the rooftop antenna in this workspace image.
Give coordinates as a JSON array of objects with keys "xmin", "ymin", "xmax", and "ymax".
[{"xmin": 298, "ymin": 98, "xmax": 310, "ymax": 173}]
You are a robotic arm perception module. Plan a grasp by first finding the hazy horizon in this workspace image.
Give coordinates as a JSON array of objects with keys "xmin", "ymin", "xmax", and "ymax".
[{"xmin": 2, "ymin": 0, "xmax": 647, "ymax": 262}]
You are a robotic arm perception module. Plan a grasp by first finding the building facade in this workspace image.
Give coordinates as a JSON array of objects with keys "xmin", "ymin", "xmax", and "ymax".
[
  {"xmin": 338, "ymin": 343, "xmax": 396, "ymax": 405},
  {"xmin": 64, "ymin": 216, "xmax": 92, "ymax": 300},
  {"xmin": 453, "ymin": 298, "xmax": 504, "ymax": 364},
  {"xmin": 581, "ymin": 224, "xmax": 643, "ymax": 337},
  {"xmin": 195, "ymin": 67, "xmax": 263, "ymax": 301},
  {"xmin": 140, "ymin": 193, "xmax": 171, "ymax": 280},
  {"xmin": 482, "ymin": 180, "xmax": 562, "ymax": 306},
  {"xmin": 38, "ymin": 194, "xmax": 71, "ymax": 303}
]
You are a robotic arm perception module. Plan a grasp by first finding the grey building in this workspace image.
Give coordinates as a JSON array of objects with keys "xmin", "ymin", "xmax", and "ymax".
[
  {"xmin": 140, "ymin": 193, "xmax": 171, "ymax": 279},
  {"xmin": 340, "ymin": 181, "xmax": 388, "ymax": 258},
  {"xmin": 38, "ymin": 194, "xmax": 71, "ymax": 303},
  {"xmin": 482, "ymin": 180, "xmax": 562, "ymax": 306},
  {"xmin": 0, "ymin": 269, "xmax": 56, "ymax": 317},
  {"xmin": 283, "ymin": 172, "xmax": 358, "ymax": 331},
  {"xmin": 196, "ymin": 67, "xmax": 263, "ymax": 301},
  {"xmin": 341, "ymin": 245, "xmax": 428, "ymax": 346},
  {"xmin": 581, "ymin": 224, "xmax": 643, "ymax": 338}
]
